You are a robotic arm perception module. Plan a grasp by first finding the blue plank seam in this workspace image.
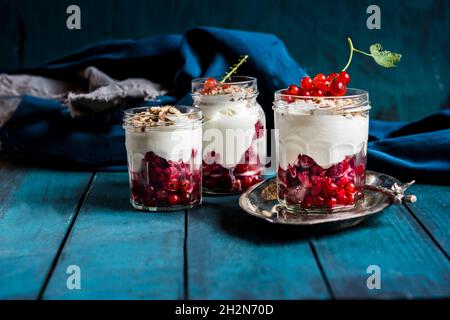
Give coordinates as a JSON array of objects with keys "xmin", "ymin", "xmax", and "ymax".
[
  {"xmin": 37, "ymin": 171, "xmax": 96, "ymax": 299},
  {"xmin": 403, "ymin": 203, "xmax": 450, "ymax": 261},
  {"xmin": 184, "ymin": 209, "xmax": 189, "ymax": 300},
  {"xmin": 308, "ymin": 241, "xmax": 335, "ymax": 299}
]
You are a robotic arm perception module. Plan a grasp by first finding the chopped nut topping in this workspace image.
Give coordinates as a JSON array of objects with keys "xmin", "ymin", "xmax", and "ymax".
[
  {"xmin": 197, "ymin": 84, "xmax": 255, "ymax": 97},
  {"xmin": 283, "ymin": 96, "xmax": 369, "ymax": 117},
  {"xmin": 125, "ymin": 105, "xmax": 184, "ymax": 130}
]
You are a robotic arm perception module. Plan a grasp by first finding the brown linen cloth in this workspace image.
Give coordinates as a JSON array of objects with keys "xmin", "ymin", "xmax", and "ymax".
[{"xmin": 0, "ymin": 66, "xmax": 167, "ymax": 126}]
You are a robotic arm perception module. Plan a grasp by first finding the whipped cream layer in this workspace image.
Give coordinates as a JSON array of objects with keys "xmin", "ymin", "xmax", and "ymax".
[
  {"xmin": 126, "ymin": 125, "xmax": 202, "ymax": 172},
  {"xmin": 195, "ymin": 96, "xmax": 259, "ymax": 169},
  {"xmin": 275, "ymin": 106, "xmax": 368, "ymax": 169}
]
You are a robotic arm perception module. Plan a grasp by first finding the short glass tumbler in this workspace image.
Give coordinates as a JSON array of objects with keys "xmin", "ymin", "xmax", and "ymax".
[
  {"xmin": 123, "ymin": 105, "xmax": 203, "ymax": 211},
  {"xmin": 191, "ymin": 76, "xmax": 266, "ymax": 194},
  {"xmin": 273, "ymin": 89, "xmax": 371, "ymax": 213}
]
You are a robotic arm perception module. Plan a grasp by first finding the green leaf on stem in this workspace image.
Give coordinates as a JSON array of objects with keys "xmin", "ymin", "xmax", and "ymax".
[{"xmin": 369, "ymin": 43, "xmax": 402, "ymax": 68}]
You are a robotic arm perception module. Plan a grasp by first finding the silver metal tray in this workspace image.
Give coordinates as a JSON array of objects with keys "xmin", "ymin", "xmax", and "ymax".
[{"xmin": 239, "ymin": 171, "xmax": 406, "ymax": 232}]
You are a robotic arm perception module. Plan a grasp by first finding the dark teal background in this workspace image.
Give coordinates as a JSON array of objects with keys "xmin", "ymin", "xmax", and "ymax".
[{"xmin": 0, "ymin": 0, "xmax": 448, "ymax": 121}]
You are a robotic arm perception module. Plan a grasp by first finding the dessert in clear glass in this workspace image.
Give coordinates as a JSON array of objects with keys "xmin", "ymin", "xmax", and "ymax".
[
  {"xmin": 123, "ymin": 105, "xmax": 203, "ymax": 211},
  {"xmin": 191, "ymin": 76, "xmax": 266, "ymax": 194},
  {"xmin": 273, "ymin": 89, "xmax": 370, "ymax": 213}
]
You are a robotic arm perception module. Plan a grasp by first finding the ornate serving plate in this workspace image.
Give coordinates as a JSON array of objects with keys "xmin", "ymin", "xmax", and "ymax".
[{"xmin": 239, "ymin": 171, "xmax": 416, "ymax": 232}]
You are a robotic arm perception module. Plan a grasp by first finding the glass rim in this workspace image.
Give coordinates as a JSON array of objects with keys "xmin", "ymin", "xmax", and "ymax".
[
  {"xmin": 274, "ymin": 88, "xmax": 369, "ymax": 100},
  {"xmin": 273, "ymin": 88, "xmax": 371, "ymax": 112},
  {"xmin": 191, "ymin": 75, "xmax": 258, "ymax": 98},
  {"xmin": 123, "ymin": 105, "xmax": 203, "ymax": 130},
  {"xmin": 192, "ymin": 75, "xmax": 256, "ymax": 86}
]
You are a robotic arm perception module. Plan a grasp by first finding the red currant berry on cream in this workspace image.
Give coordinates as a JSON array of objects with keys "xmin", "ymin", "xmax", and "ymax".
[
  {"xmin": 313, "ymin": 73, "xmax": 327, "ymax": 87},
  {"xmin": 204, "ymin": 78, "xmax": 218, "ymax": 89},
  {"xmin": 300, "ymin": 76, "xmax": 313, "ymax": 90},
  {"xmin": 310, "ymin": 88, "xmax": 324, "ymax": 97},
  {"xmin": 327, "ymin": 73, "xmax": 338, "ymax": 82},
  {"xmin": 287, "ymin": 84, "xmax": 301, "ymax": 95},
  {"xmin": 338, "ymin": 71, "xmax": 350, "ymax": 85},
  {"xmin": 300, "ymin": 89, "xmax": 311, "ymax": 96},
  {"xmin": 330, "ymin": 80, "xmax": 346, "ymax": 96},
  {"xmin": 321, "ymin": 80, "xmax": 331, "ymax": 92},
  {"xmin": 281, "ymin": 90, "xmax": 295, "ymax": 103}
]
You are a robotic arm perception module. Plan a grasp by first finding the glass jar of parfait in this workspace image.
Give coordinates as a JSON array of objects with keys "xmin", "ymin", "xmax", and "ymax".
[
  {"xmin": 273, "ymin": 89, "xmax": 370, "ymax": 212},
  {"xmin": 123, "ymin": 105, "xmax": 203, "ymax": 211},
  {"xmin": 191, "ymin": 76, "xmax": 266, "ymax": 194}
]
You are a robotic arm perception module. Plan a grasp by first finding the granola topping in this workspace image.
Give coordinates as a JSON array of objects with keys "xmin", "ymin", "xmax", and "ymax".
[
  {"xmin": 125, "ymin": 105, "xmax": 192, "ymax": 130},
  {"xmin": 275, "ymin": 89, "xmax": 370, "ymax": 117},
  {"xmin": 197, "ymin": 84, "xmax": 255, "ymax": 97}
]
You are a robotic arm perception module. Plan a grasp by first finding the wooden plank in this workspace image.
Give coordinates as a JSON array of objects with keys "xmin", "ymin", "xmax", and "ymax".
[
  {"xmin": 405, "ymin": 184, "xmax": 450, "ymax": 258},
  {"xmin": 0, "ymin": 166, "xmax": 92, "ymax": 299},
  {"xmin": 311, "ymin": 201, "xmax": 450, "ymax": 299},
  {"xmin": 187, "ymin": 195, "xmax": 330, "ymax": 299},
  {"xmin": 43, "ymin": 172, "xmax": 185, "ymax": 299}
]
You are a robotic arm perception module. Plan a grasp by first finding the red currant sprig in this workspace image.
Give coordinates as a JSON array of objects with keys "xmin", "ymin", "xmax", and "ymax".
[
  {"xmin": 200, "ymin": 55, "xmax": 249, "ymax": 93},
  {"xmin": 283, "ymin": 38, "xmax": 401, "ymax": 101}
]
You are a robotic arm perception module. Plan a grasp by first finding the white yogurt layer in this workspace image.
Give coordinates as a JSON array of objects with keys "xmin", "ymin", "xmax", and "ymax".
[
  {"xmin": 195, "ymin": 96, "xmax": 259, "ymax": 169},
  {"xmin": 125, "ymin": 125, "xmax": 202, "ymax": 172},
  {"xmin": 275, "ymin": 106, "xmax": 369, "ymax": 169}
]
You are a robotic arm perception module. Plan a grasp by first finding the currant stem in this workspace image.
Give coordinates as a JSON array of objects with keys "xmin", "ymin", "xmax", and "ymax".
[
  {"xmin": 342, "ymin": 37, "xmax": 373, "ymax": 72},
  {"xmin": 353, "ymin": 48, "xmax": 373, "ymax": 57},
  {"xmin": 220, "ymin": 55, "xmax": 249, "ymax": 83},
  {"xmin": 342, "ymin": 38, "xmax": 354, "ymax": 72}
]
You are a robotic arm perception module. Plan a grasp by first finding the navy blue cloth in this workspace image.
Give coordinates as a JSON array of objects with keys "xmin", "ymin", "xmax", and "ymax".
[
  {"xmin": 1, "ymin": 27, "xmax": 449, "ymax": 183},
  {"xmin": 368, "ymin": 110, "xmax": 450, "ymax": 183}
]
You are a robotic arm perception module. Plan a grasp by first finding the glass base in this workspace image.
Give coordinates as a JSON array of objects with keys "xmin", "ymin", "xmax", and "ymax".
[
  {"xmin": 202, "ymin": 188, "xmax": 242, "ymax": 196},
  {"xmin": 279, "ymin": 198, "xmax": 362, "ymax": 214},
  {"xmin": 130, "ymin": 198, "xmax": 201, "ymax": 212}
]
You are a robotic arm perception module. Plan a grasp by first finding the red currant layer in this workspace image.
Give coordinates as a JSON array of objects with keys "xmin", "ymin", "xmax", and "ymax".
[
  {"xmin": 277, "ymin": 152, "xmax": 366, "ymax": 211},
  {"xmin": 202, "ymin": 121, "xmax": 264, "ymax": 194},
  {"xmin": 130, "ymin": 150, "xmax": 201, "ymax": 209}
]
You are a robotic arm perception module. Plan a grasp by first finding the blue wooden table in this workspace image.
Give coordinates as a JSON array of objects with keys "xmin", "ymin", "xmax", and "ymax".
[{"xmin": 1, "ymin": 162, "xmax": 449, "ymax": 299}]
